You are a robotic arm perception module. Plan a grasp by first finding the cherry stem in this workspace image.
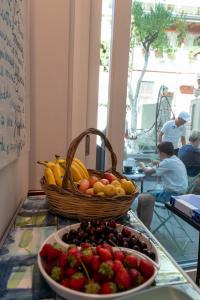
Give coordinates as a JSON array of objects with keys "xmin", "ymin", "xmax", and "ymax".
[{"xmin": 80, "ymin": 258, "xmax": 91, "ymax": 281}]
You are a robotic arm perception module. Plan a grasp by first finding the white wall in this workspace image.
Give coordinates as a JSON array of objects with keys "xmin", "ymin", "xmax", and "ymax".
[{"xmin": 29, "ymin": 0, "xmax": 70, "ymax": 190}]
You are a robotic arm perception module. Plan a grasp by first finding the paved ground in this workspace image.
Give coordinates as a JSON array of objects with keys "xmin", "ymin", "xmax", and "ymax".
[{"xmin": 133, "ymin": 175, "xmax": 199, "ymax": 269}]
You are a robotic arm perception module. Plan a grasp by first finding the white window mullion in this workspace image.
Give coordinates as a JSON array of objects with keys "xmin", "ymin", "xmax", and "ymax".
[{"xmin": 106, "ymin": 0, "xmax": 132, "ymax": 172}]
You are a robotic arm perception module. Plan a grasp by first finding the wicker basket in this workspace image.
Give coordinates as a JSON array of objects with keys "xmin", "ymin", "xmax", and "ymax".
[{"xmin": 41, "ymin": 128, "xmax": 139, "ymax": 220}]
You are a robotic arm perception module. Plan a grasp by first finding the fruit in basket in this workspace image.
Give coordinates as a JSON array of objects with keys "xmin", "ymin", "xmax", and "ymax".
[
  {"xmin": 39, "ymin": 243, "xmax": 156, "ymax": 295},
  {"xmin": 111, "ymin": 180, "xmax": 121, "ymax": 188},
  {"xmin": 103, "ymin": 172, "xmax": 117, "ymax": 183},
  {"xmin": 79, "ymin": 179, "xmax": 90, "ymax": 192},
  {"xmin": 85, "ymin": 188, "xmax": 95, "ymax": 195},
  {"xmin": 115, "ymin": 187, "xmax": 126, "ymax": 196},
  {"xmin": 93, "ymin": 181, "xmax": 105, "ymax": 193},
  {"xmin": 44, "ymin": 167, "xmax": 56, "ymax": 186},
  {"xmin": 103, "ymin": 184, "xmax": 116, "ymax": 196},
  {"xmin": 120, "ymin": 179, "xmax": 135, "ymax": 194},
  {"xmin": 88, "ymin": 175, "xmax": 99, "ymax": 187},
  {"xmin": 100, "ymin": 178, "xmax": 109, "ymax": 185}
]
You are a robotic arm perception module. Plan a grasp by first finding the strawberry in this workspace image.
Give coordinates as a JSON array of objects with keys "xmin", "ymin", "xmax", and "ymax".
[
  {"xmin": 113, "ymin": 260, "xmax": 123, "ymax": 273},
  {"xmin": 59, "ymin": 252, "xmax": 68, "ymax": 268},
  {"xmin": 80, "ymin": 242, "xmax": 92, "ymax": 249},
  {"xmin": 82, "ymin": 248, "xmax": 93, "ymax": 264},
  {"xmin": 129, "ymin": 268, "xmax": 144, "ymax": 286},
  {"xmin": 69, "ymin": 272, "xmax": 86, "ymax": 291},
  {"xmin": 61, "ymin": 278, "xmax": 70, "ymax": 288},
  {"xmin": 84, "ymin": 280, "xmax": 101, "ymax": 294},
  {"xmin": 124, "ymin": 254, "xmax": 138, "ymax": 268},
  {"xmin": 50, "ymin": 266, "xmax": 63, "ymax": 282},
  {"xmin": 67, "ymin": 248, "xmax": 82, "ymax": 268},
  {"xmin": 40, "ymin": 243, "xmax": 61, "ymax": 262},
  {"xmin": 90, "ymin": 255, "xmax": 101, "ymax": 271},
  {"xmin": 100, "ymin": 282, "xmax": 117, "ymax": 294},
  {"xmin": 43, "ymin": 259, "xmax": 55, "ymax": 275},
  {"xmin": 65, "ymin": 267, "xmax": 76, "ymax": 277},
  {"xmin": 115, "ymin": 267, "xmax": 131, "ymax": 290},
  {"xmin": 98, "ymin": 247, "xmax": 113, "ymax": 262},
  {"xmin": 99, "ymin": 261, "xmax": 114, "ymax": 280},
  {"xmin": 139, "ymin": 258, "xmax": 155, "ymax": 279},
  {"xmin": 101, "ymin": 242, "xmax": 113, "ymax": 253},
  {"xmin": 113, "ymin": 250, "xmax": 124, "ymax": 261}
]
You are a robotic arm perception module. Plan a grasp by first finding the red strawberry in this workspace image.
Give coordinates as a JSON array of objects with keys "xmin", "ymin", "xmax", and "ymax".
[
  {"xmin": 40, "ymin": 243, "xmax": 61, "ymax": 262},
  {"xmin": 129, "ymin": 268, "xmax": 144, "ymax": 286},
  {"xmin": 100, "ymin": 282, "xmax": 117, "ymax": 294},
  {"xmin": 43, "ymin": 259, "xmax": 55, "ymax": 274},
  {"xmin": 113, "ymin": 250, "xmax": 124, "ymax": 261},
  {"xmin": 67, "ymin": 248, "xmax": 82, "ymax": 268},
  {"xmin": 124, "ymin": 254, "xmax": 138, "ymax": 268},
  {"xmin": 69, "ymin": 272, "xmax": 86, "ymax": 291},
  {"xmin": 61, "ymin": 278, "xmax": 70, "ymax": 288},
  {"xmin": 82, "ymin": 248, "xmax": 93, "ymax": 264},
  {"xmin": 91, "ymin": 255, "xmax": 101, "ymax": 272},
  {"xmin": 101, "ymin": 242, "xmax": 113, "ymax": 253},
  {"xmin": 98, "ymin": 247, "xmax": 112, "ymax": 262},
  {"xmin": 113, "ymin": 260, "xmax": 123, "ymax": 273},
  {"xmin": 139, "ymin": 258, "xmax": 155, "ymax": 279},
  {"xmin": 59, "ymin": 252, "xmax": 68, "ymax": 268},
  {"xmin": 65, "ymin": 267, "xmax": 76, "ymax": 277},
  {"xmin": 99, "ymin": 261, "xmax": 114, "ymax": 280},
  {"xmin": 68, "ymin": 246, "xmax": 80, "ymax": 255},
  {"xmin": 115, "ymin": 267, "xmax": 131, "ymax": 290}
]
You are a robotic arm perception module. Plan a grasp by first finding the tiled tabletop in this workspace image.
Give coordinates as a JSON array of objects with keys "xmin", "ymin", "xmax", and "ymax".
[{"xmin": 0, "ymin": 195, "xmax": 200, "ymax": 299}]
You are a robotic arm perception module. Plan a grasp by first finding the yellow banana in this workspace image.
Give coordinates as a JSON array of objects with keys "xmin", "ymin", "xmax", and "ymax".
[
  {"xmin": 72, "ymin": 160, "xmax": 87, "ymax": 180},
  {"xmin": 70, "ymin": 164, "xmax": 83, "ymax": 182},
  {"xmin": 44, "ymin": 167, "xmax": 56, "ymax": 185},
  {"xmin": 73, "ymin": 158, "xmax": 89, "ymax": 179},
  {"xmin": 55, "ymin": 155, "xmax": 65, "ymax": 177},
  {"xmin": 55, "ymin": 154, "xmax": 66, "ymax": 164}
]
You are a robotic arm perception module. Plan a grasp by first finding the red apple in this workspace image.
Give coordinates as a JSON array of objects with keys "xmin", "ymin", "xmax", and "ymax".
[
  {"xmin": 100, "ymin": 178, "xmax": 109, "ymax": 185},
  {"xmin": 79, "ymin": 179, "xmax": 90, "ymax": 192},
  {"xmin": 103, "ymin": 172, "xmax": 117, "ymax": 183},
  {"xmin": 88, "ymin": 175, "xmax": 99, "ymax": 187}
]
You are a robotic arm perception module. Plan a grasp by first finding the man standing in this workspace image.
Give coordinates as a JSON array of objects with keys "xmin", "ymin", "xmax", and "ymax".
[
  {"xmin": 159, "ymin": 111, "xmax": 190, "ymax": 155},
  {"xmin": 137, "ymin": 142, "xmax": 188, "ymax": 228}
]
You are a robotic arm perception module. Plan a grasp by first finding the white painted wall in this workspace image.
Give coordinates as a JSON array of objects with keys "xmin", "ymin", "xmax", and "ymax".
[{"xmin": 29, "ymin": 0, "xmax": 70, "ymax": 190}]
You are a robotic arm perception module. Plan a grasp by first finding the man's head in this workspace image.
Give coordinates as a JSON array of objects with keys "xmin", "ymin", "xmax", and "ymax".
[
  {"xmin": 157, "ymin": 142, "xmax": 174, "ymax": 160},
  {"xmin": 189, "ymin": 130, "xmax": 200, "ymax": 147},
  {"xmin": 176, "ymin": 111, "xmax": 191, "ymax": 126}
]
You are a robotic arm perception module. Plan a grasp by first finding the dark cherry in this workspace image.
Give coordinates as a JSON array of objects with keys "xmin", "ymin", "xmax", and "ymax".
[{"xmin": 133, "ymin": 245, "xmax": 141, "ymax": 252}]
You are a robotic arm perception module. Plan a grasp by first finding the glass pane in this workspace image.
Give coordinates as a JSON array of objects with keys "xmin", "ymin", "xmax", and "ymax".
[
  {"xmin": 96, "ymin": 0, "xmax": 113, "ymax": 170},
  {"xmin": 125, "ymin": 0, "xmax": 200, "ymax": 270}
]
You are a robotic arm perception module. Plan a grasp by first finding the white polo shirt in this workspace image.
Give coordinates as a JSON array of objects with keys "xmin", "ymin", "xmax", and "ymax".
[
  {"xmin": 156, "ymin": 155, "xmax": 188, "ymax": 194},
  {"xmin": 161, "ymin": 120, "xmax": 186, "ymax": 149}
]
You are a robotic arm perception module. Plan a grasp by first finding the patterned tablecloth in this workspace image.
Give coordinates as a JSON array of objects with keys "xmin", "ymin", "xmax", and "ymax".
[{"xmin": 0, "ymin": 194, "xmax": 200, "ymax": 299}]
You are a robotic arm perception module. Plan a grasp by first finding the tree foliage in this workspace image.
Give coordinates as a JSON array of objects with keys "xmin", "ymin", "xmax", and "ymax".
[{"xmin": 129, "ymin": 2, "xmax": 187, "ymax": 130}]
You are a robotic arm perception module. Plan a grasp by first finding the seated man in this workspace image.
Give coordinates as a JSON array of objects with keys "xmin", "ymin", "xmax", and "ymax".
[
  {"xmin": 178, "ymin": 130, "xmax": 200, "ymax": 193},
  {"xmin": 137, "ymin": 141, "xmax": 188, "ymax": 228}
]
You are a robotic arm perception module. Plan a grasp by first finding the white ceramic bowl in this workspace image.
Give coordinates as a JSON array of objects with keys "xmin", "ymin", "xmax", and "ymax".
[
  {"xmin": 55, "ymin": 223, "xmax": 160, "ymax": 268},
  {"xmin": 38, "ymin": 234, "xmax": 158, "ymax": 300}
]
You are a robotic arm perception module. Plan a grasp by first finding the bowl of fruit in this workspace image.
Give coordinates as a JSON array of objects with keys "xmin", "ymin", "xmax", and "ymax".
[
  {"xmin": 38, "ymin": 235, "xmax": 158, "ymax": 300},
  {"xmin": 55, "ymin": 220, "xmax": 160, "ymax": 268}
]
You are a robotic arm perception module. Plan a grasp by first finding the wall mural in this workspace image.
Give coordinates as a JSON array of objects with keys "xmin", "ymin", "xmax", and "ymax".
[{"xmin": 0, "ymin": 0, "xmax": 27, "ymax": 169}]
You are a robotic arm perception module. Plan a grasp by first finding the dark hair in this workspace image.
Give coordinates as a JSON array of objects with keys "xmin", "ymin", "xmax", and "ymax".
[{"xmin": 157, "ymin": 142, "xmax": 174, "ymax": 156}]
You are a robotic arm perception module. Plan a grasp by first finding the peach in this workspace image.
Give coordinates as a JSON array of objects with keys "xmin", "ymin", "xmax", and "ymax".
[
  {"xmin": 103, "ymin": 184, "xmax": 116, "ymax": 196},
  {"xmin": 103, "ymin": 172, "xmax": 117, "ymax": 183},
  {"xmin": 88, "ymin": 175, "xmax": 99, "ymax": 187},
  {"xmin": 79, "ymin": 178, "xmax": 90, "ymax": 192},
  {"xmin": 85, "ymin": 188, "xmax": 94, "ymax": 195},
  {"xmin": 100, "ymin": 178, "xmax": 109, "ymax": 185}
]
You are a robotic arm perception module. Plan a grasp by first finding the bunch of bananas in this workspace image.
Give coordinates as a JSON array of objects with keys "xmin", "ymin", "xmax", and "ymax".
[{"xmin": 37, "ymin": 155, "xmax": 89, "ymax": 187}]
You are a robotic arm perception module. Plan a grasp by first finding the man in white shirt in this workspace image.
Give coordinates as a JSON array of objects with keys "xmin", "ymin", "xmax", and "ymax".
[
  {"xmin": 137, "ymin": 142, "xmax": 188, "ymax": 228},
  {"xmin": 159, "ymin": 111, "xmax": 190, "ymax": 155}
]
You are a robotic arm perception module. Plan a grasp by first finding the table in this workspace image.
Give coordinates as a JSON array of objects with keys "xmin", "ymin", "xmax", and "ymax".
[
  {"xmin": 124, "ymin": 172, "xmax": 146, "ymax": 192},
  {"xmin": 166, "ymin": 202, "xmax": 200, "ymax": 286},
  {"xmin": 0, "ymin": 194, "xmax": 200, "ymax": 299}
]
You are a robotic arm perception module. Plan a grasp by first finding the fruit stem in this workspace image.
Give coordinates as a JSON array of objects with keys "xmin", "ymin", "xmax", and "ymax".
[{"xmin": 80, "ymin": 258, "xmax": 91, "ymax": 282}]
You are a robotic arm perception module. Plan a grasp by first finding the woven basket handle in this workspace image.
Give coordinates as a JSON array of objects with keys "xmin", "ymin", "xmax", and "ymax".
[{"xmin": 62, "ymin": 128, "xmax": 117, "ymax": 189}]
